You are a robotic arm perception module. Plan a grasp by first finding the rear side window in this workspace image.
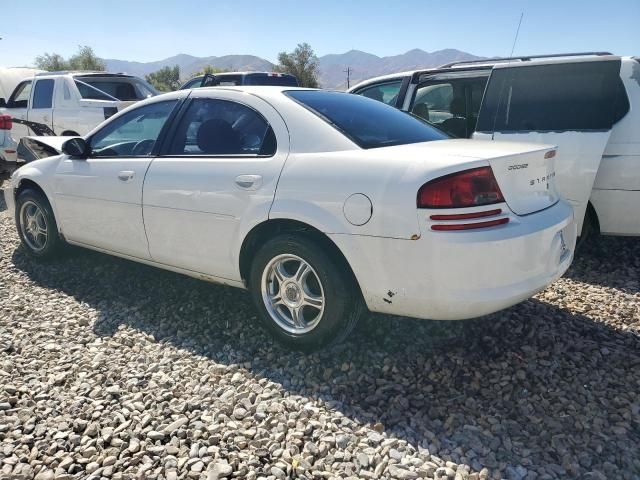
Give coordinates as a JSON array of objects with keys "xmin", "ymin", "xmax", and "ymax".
[
  {"xmin": 167, "ymin": 98, "xmax": 276, "ymax": 156},
  {"xmin": 287, "ymin": 90, "xmax": 447, "ymax": 149},
  {"xmin": 477, "ymin": 60, "xmax": 630, "ymax": 132},
  {"xmin": 355, "ymin": 81, "xmax": 402, "ymax": 106},
  {"xmin": 80, "ymin": 80, "xmax": 141, "ymax": 100},
  {"xmin": 32, "ymin": 79, "xmax": 54, "ymax": 109},
  {"xmin": 75, "ymin": 80, "xmax": 114, "ymax": 101}
]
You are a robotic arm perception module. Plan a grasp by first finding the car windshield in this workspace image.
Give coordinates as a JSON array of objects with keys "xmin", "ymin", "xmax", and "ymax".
[{"xmin": 286, "ymin": 90, "xmax": 448, "ymax": 149}]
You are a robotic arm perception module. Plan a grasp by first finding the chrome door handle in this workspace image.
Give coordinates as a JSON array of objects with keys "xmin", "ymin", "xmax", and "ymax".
[
  {"xmin": 235, "ymin": 174, "xmax": 262, "ymax": 190},
  {"xmin": 118, "ymin": 171, "xmax": 135, "ymax": 182}
]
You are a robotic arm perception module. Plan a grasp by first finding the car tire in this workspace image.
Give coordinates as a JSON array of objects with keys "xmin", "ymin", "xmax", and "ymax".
[
  {"xmin": 576, "ymin": 204, "xmax": 598, "ymax": 251},
  {"xmin": 248, "ymin": 233, "xmax": 364, "ymax": 351},
  {"xmin": 15, "ymin": 188, "xmax": 63, "ymax": 259}
]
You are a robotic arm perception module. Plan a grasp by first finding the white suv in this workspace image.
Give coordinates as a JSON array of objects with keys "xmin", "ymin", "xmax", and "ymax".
[
  {"xmin": 0, "ymin": 71, "xmax": 158, "ymax": 147},
  {"xmin": 350, "ymin": 53, "xmax": 640, "ymax": 241}
]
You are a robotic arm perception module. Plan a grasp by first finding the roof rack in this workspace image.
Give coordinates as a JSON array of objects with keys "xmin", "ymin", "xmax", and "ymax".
[
  {"xmin": 438, "ymin": 52, "xmax": 614, "ymax": 69},
  {"xmin": 35, "ymin": 71, "xmax": 130, "ymax": 77}
]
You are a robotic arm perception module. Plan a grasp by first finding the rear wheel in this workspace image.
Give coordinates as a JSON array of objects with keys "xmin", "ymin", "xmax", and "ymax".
[
  {"xmin": 15, "ymin": 188, "xmax": 63, "ymax": 259},
  {"xmin": 248, "ymin": 234, "xmax": 363, "ymax": 351}
]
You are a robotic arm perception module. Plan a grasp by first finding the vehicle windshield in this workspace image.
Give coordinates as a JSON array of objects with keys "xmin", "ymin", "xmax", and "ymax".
[
  {"xmin": 286, "ymin": 90, "xmax": 448, "ymax": 149},
  {"xmin": 244, "ymin": 74, "xmax": 298, "ymax": 86}
]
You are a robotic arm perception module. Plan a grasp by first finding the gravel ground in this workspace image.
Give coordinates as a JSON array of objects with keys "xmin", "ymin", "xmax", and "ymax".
[{"xmin": 1, "ymin": 189, "xmax": 639, "ymax": 480}]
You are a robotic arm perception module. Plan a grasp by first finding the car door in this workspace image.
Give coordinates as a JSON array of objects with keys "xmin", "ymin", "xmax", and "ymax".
[
  {"xmin": 473, "ymin": 57, "xmax": 629, "ymax": 231},
  {"xmin": 5, "ymin": 80, "xmax": 32, "ymax": 141},
  {"xmin": 27, "ymin": 78, "xmax": 55, "ymax": 134},
  {"xmin": 143, "ymin": 91, "xmax": 290, "ymax": 281},
  {"xmin": 53, "ymin": 98, "xmax": 180, "ymax": 259}
]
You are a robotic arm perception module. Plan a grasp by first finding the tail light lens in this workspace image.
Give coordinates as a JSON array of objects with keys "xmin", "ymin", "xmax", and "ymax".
[
  {"xmin": 417, "ymin": 166, "xmax": 505, "ymax": 209},
  {"xmin": 0, "ymin": 115, "xmax": 13, "ymax": 130}
]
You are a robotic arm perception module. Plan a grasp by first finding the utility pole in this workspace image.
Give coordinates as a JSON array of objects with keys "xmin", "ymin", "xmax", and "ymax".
[{"xmin": 343, "ymin": 66, "xmax": 351, "ymax": 89}]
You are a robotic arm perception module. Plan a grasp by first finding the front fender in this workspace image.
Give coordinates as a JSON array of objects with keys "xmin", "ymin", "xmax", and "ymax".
[{"xmin": 11, "ymin": 156, "xmax": 63, "ymax": 222}]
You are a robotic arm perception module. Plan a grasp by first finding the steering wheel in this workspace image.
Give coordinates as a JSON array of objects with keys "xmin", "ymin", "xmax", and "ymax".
[{"xmin": 131, "ymin": 139, "xmax": 155, "ymax": 156}]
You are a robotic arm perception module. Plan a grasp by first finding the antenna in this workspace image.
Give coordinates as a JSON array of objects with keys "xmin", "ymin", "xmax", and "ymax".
[
  {"xmin": 491, "ymin": 12, "xmax": 524, "ymax": 140},
  {"xmin": 510, "ymin": 12, "xmax": 524, "ymax": 57}
]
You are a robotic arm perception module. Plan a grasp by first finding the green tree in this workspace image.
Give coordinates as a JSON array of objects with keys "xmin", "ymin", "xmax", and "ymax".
[
  {"xmin": 67, "ymin": 46, "xmax": 105, "ymax": 71},
  {"xmin": 192, "ymin": 65, "xmax": 229, "ymax": 77},
  {"xmin": 274, "ymin": 43, "xmax": 319, "ymax": 88},
  {"xmin": 34, "ymin": 53, "xmax": 68, "ymax": 71},
  {"xmin": 146, "ymin": 65, "xmax": 181, "ymax": 92},
  {"xmin": 34, "ymin": 46, "xmax": 105, "ymax": 72}
]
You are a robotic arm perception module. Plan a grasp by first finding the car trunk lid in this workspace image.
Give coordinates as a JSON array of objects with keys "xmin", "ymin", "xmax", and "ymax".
[{"xmin": 414, "ymin": 139, "xmax": 559, "ymax": 215}]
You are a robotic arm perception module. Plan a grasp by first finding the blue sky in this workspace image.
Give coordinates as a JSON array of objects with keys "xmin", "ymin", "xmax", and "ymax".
[{"xmin": 1, "ymin": 0, "xmax": 638, "ymax": 67}]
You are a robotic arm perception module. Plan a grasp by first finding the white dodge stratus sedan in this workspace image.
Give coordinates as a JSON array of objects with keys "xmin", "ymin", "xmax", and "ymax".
[{"xmin": 4, "ymin": 87, "xmax": 576, "ymax": 350}]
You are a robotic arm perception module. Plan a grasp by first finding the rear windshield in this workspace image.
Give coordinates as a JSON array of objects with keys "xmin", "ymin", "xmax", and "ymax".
[
  {"xmin": 286, "ymin": 90, "xmax": 448, "ymax": 149},
  {"xmin": 244, "ymin": 74, "xmax": 298, "ymax": 86},
  {"xmin": 75, "ymin": 77, "xmax": 158, "ymax": 101}
]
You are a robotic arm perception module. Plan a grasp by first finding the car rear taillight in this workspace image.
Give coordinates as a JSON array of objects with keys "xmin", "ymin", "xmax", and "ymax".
[
  {"xmin": 417, "ymin": 166, "xmax": 505, "ymax": 209},
  {"xmin": 0, "ymin": 115, "xmax": 12, "ymax": 130}
]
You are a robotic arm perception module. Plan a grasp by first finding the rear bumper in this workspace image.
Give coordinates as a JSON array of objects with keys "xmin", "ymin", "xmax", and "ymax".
[{"xmin": 329, "ymin": 200, "xmax": 576, "ymax": 320}]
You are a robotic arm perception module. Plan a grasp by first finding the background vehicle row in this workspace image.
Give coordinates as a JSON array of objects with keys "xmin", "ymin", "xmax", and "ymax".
[{"xmin": 350, "ymin": 53, "xmax": 640, "ymax": 240}]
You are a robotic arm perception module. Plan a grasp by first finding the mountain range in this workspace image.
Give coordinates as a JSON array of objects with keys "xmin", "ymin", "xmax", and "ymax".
[{"xmin": 104, "ymin": 48, "xmax": 484, "ymax": 89}]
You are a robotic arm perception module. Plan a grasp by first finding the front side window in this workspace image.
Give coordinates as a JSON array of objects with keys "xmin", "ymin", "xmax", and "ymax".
[
  {"xmin": 9, "ymin": 80, "xmax": 32, "ymax": 109},
  {"xmin": 167, "ymin": 98, "xmax": 276, "ymax": 156},
  {"xmin": 32, "ymin": 79, "xmax": 54, "ymax": 109},
  {"xmin": 287, "ymin": 90, "xmax": 447, "ymax": 149},
  {"xmin": 90, "ymin": 100, "xmax": 178, "ymax": 157},
  {"xmin": 355, "ymin": 81, "xmax": 402, "ymax": 106}
]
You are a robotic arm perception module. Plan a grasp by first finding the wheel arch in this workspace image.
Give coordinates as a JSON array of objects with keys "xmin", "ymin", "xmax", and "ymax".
[
  {"xmin": 15, "ymin": 178, "xmax": 47, "ymax": 200},
  {"xmin": 239, "ymin": 219, "xmax": 363, "ymax": 297},
  {"xmin": 585, "ymin": 200, "xmax": 601, "ymax": 235}
]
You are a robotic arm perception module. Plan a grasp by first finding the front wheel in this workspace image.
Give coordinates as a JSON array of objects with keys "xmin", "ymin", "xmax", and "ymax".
[
  {"xmin": 15, "ymin": 188, "xmax": 63, "ymax": 259},
  {"xmin": 248, "ymin": 234, "xmax": 363, "ymax": 351}
]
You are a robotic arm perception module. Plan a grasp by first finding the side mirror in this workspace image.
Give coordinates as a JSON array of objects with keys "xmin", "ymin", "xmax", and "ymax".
[
  {"xmin": 0, "ymin": 98, "xmax": 6, "ymax": 108},
  {"xmin": 61, "ymin": 137, "xmax": 90, "ymax": 158}
]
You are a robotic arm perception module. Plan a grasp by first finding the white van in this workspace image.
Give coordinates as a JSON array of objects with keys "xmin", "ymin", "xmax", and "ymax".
[
  {"xmin": 350, "ymin": 53, "xmax": 640, "ymax": 241},
  {"xmin": 0, "ymin": 67, "xmax": 42, "ymax": 183}
]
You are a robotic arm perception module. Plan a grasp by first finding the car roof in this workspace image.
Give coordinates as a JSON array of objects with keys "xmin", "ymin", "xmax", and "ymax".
[
  {"xmin": 35, "ymin": 71, "xmax": 136, "ymax": 79},
  {"xmin": 349, "ymin": 52, "xmax": 630, "ymax": 91}
]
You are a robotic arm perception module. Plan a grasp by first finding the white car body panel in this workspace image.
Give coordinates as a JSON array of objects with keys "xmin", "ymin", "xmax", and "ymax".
[
  {"xmin": 351, "ymin": 56, "xmax": 640, "ymax": 237},
  {"xmin": 143, "ymin": 90, "xmax": 292, "ymax": 280},
  {"xmin": 53, "ymin": 157, "xmax": 154, "ymax": 259},
  {"xmin": 474, "ymin": 131, "xmax": 610, "ymax": 232},
  {"xmin": 5, "ymin": 87, "xmax": 575, "ymax": 322}
]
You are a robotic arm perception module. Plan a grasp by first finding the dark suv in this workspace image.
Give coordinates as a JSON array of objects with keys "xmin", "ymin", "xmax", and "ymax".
[{"xmin": 180, "ymin": 72, "xmax": 298, "ymax": 90}]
